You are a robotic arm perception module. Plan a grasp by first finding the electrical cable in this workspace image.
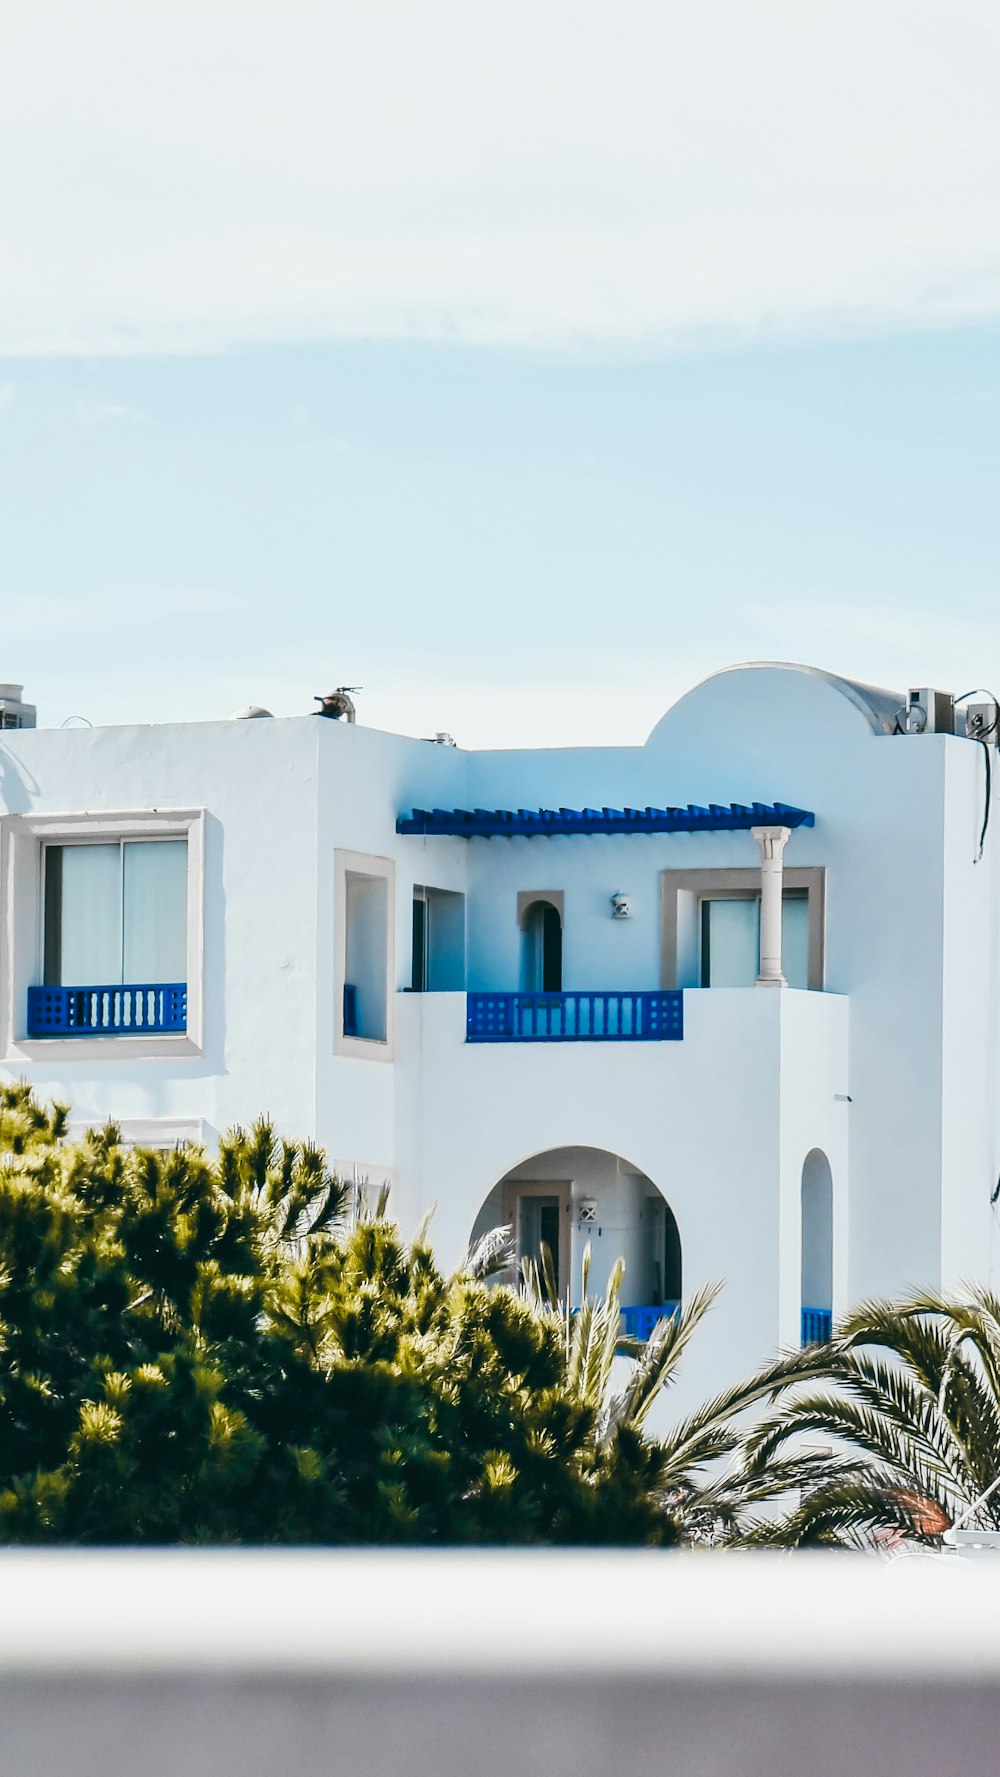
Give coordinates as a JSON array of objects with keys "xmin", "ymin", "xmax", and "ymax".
[
  {"xmin": 954, "ymin": 692, "xmax": 1000, "ymax": 1203},
  {"xmin": 952, "ymin": 690, "xmax": 1000, "ymax": 864},
  {"xmin": 977, "ymin": 737, "xmax": 992, "ymax": 862},
  {"xmin": 953, "ymin": 688, "xmax": 1000, "ymax": 712}
]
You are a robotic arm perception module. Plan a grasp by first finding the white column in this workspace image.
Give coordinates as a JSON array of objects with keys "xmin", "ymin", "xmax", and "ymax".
[{"xmin": 752, "ymin": 825, "xmax": 791, "ymax": 987}]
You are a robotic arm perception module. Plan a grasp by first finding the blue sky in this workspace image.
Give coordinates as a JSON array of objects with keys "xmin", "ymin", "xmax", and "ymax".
[
  {"xmin": 3, "ymin": 328, "xmax": 998, "ymax": 744},
  {"xmin": 2, "ymin": 1, "xmax": 999, "ymax": 745}
]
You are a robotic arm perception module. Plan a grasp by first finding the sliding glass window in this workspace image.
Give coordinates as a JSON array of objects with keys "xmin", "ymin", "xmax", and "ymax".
[
  {"xmin": 43, "ymin": 840, "xmax": 188, "ymax": 986},
  {"xmin": 700, "ymin": 889, "xmax": 810, "ymax": 989}
]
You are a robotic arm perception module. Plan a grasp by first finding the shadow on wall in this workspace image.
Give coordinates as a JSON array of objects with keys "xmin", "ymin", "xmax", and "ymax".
[{"xmin": 0, "ymin": 741, "xmax": 38, "ymax": 815}]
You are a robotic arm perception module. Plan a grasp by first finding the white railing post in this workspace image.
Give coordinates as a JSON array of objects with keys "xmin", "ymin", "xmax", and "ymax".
[{"xmin": 751, "ymin": 825, "xmax": 791, "ymax": 987}]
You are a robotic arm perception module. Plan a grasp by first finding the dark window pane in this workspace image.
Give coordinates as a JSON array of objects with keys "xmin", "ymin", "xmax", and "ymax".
[
  {"xmin": 541, "ymin": 904, "xmax": 562, "ymax": 992},
  {"xmin": 411, "ymin": 896, "xmax": 427, "ymax": 992}
]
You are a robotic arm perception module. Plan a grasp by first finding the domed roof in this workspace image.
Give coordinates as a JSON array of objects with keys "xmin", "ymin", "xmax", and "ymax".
[{"xmin": 652, "ymin": 661, "xmax": 904, "ymax": 740}]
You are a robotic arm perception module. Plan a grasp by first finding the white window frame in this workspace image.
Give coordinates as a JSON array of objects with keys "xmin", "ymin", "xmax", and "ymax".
[
  {"xmin": 0, "ymin": 808, "xmax": 206, "ymax": 1061},
  {"xmin": 334, "ymin": 848, "xmax": 395, "ymax": 1062},
  {"xmin": 67, "ymin": 1117, "xmax": 210, "ymax": 1150},
  {"xmin": 660, "ymin": 866, "xmax": 825, "ymax": 991},
  {"xmin": 502, "ymin": 1178, "xmax": 572, "ymax": 1298}
]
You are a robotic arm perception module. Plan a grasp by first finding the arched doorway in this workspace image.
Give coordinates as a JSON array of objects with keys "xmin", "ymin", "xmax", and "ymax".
[
  {"xmin": 801, "ymin": 1147, "xmax": 833, "ymax": 1343},
  {"xmin": 469, "ymin": 1145, "xmax": 681, "ymax": 1324},
  {"xmin": 520, "ymin": 899, "xmax": 562, "ymax": 992}
]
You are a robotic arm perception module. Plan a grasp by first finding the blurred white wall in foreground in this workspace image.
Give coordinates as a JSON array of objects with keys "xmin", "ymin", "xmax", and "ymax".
[{"xmin": 0, "ymin": 1550, "xmax": 998, "ymax": 1777}]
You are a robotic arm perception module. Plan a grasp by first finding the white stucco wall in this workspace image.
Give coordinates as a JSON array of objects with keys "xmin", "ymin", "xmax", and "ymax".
[
  {"xmin": 0, "ymin": 659, "xmax": 996, "ymax": 1404},
  {"xmin": 0, "ymin": 717, "xmax": 324, "ymax": 1141},
  {"xmin": 393, "ymin": 986, "xmax": 846, "ymax": 1416}
]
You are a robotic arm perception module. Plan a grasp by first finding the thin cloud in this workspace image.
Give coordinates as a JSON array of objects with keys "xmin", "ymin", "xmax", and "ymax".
[
  {"xmin": 1, "ymin": 0, "xmax": 998, "ymax": 357},
  {"xmin": 98, "ymin": 401, "xmax": 152, "ymax": 423}
]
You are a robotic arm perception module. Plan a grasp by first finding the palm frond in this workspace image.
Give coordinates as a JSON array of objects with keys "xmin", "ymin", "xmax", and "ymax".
[
  {"xmin": 654, "ymin": 1340, "xmax": 838, "ymax": 1488},
  {"xmin": 741, "ymin": 1388, "xmax": 963, "ymax": 1524},
  {"xmin": 604, "ymin": 1281, "xmax": 721, "ymax": 1437},
  {"xmin": 464, "ymin": 1224, "xmax": 516, "ymax": 1282},
  {"xmin": 570, "ymin": 1303, "xmax": 617, "ymax": 1412}
]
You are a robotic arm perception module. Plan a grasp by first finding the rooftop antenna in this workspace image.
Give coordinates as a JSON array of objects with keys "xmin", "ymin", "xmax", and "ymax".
[{"xmin": 315, "ymin": 687, "xmax": 361, "ymax": 723}]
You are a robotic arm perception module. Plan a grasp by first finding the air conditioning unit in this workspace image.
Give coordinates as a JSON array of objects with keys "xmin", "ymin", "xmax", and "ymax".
[
  {"xmin": 960, "ymin": 701, "xmax": 999, "ymax": 744},
  {"xmin": 904, "ymin": 687, "xmax": 954, "ymax": 735}
]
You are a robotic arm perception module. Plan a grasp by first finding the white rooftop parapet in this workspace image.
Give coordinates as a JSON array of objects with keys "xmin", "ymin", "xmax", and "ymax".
[{"xmin": 0, "ymin": 1551, "xmax": 998, "ymax": 1776}]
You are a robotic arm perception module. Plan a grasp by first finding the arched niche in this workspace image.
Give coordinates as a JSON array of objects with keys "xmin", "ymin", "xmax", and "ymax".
[
  {"xmin": 801, "ymin": 1147, "xmax": 833, "ymax": 1319},
  {"xmin": 518, "ymin": 895, "xmax": 563, "ymax": 993}
]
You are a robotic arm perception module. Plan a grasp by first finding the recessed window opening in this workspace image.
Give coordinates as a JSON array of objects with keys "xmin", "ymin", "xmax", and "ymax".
[
  {"xmin": 411, "ymin": 887, "xmax": 465, "ymax": 993},
  {"xmin": 43, "ymin": 840, "xmax": 187, "ymax": 986},
  {"xmin": 700, "ymin": 889, "xmax": 809, "ymax": 988},
  {"xmin": 344, "ymin": 870, "xmax": 389, "ymax": 1041},
  {"xmin": 521, "ymin": 899, "xmax": 562, "ymax": 992},
  {"xmin": 782, "ymin": 890, "xmax": 809, "ymax": 988}
]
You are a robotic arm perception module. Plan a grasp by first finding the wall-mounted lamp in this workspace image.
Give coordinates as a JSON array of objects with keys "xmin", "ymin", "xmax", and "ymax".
[{"xmin": 610, "ymin": 892, "xmax": 632, "ymax": 919}]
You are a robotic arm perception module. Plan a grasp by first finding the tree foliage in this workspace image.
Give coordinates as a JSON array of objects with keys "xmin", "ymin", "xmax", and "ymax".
[
  {"xmin": 518, "ymin": 1240, "xmax": 837, "ymax": 1545},
  {"xmin": 736, "ymin": 1290, "xmax": 1000, "ymax": 1548},
  {"xmin": 0, "ymin": 1083, "xmax": 714, "ymax": 1545}
]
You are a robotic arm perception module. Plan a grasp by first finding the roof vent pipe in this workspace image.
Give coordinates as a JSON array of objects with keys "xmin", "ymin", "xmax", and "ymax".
[{"xmin": 315, "ymin": 688, "xmax": 359, "ymax": 723}]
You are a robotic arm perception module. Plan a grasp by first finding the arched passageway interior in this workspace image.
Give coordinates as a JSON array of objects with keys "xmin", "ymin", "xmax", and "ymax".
[
  {"xmin": 470, "ymin": 1146, "xmax": 680, "ymax": 1325},
  {"xmin": 520, "ymin": 900, "xmax": 562, "ymax": 993},
  {"xmin": 801, "ymin": 1147, "xmax": 833, "ymax": 1343}
]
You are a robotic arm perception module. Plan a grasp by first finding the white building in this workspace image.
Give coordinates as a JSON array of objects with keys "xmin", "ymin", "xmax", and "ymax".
[{"xmin": 1, "ymin": 663, "xmax": 997, "ymax": 1408}]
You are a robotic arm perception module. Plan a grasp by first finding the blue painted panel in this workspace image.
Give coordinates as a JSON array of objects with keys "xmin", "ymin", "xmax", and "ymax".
[
  {"xmin": 466, "ymin": 990, "xmax": 683, "ymax": 1042},
  {"xmin": 621, "ymin": 1303, "xmax": 680, "ymax": 1341},
  {"xmin": 26, "ymin": 983, "xmax": 187, "ymax": 1038},
  {"xmin": 801, "ymin": 1306, "xmax": 833, "ymax": 1344},
  {"xmin": 398, "ymin": 801, "xmax": 815, "ymax": 838}
]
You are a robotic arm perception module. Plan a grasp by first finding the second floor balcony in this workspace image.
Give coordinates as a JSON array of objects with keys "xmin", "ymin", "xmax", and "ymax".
[
  {"xmin": 26, "ymin": 983, "xmax": 188, "ymax": 1038},
  {"xmin": 466, "ymin": 990, "xmax": 684, "ymax": 1043}
]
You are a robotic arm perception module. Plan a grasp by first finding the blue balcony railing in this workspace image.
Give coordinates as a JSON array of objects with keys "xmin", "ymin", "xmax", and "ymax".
[
  {"xmin": 801, "ymin": 1306, "xmax": 833, "ymax": 1345},
  {"xmin": 466, "ymin": 990, "xmax": 683, "ymax": 1043},
  {"xmin": 26, "ymin": 983, "xmax": 187, "ymax": 1038},
  {"xmin": 621, "ymin": 1303, "xmax": 680, "ymax": 1341}
]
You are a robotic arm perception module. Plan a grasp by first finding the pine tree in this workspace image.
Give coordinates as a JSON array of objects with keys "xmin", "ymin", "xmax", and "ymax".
[{"xmin": 0, "ymin": 1086, "xmax": 691, "ymax": 1543}]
